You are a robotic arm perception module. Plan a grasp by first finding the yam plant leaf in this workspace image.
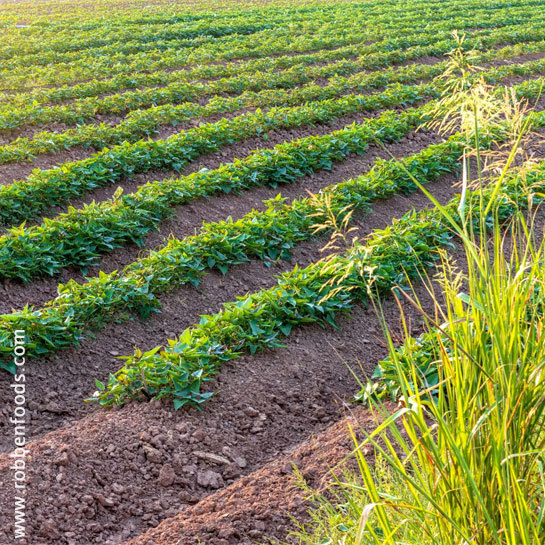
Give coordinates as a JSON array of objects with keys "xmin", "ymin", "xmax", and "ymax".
[
  {"xmin": 1, "ymin": 359, "xmax": 16, "ymax": 374},
  {"xmin": 279, "ymin": 324, "xmax": 292, "ymax": 336},
  {"xmin": 249, "ymin": 319, "xmax": 263, "ymax": 335},
  {"xmin": 173, "ymin": 398, "xmax": 187, "ymax": 411}
]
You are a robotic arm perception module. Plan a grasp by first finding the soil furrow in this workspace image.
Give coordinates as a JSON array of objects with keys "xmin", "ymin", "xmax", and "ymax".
[
  {"xmin": 119, "ymin": 404, "xmax": 384, "ymax": 545},
  {"xmin": 0, "ymin": 166, "xmax": 456, "ymax": 461},
  {"xmin": 0, "ymin": 167, "xmax": 454, "ymax": 543}
]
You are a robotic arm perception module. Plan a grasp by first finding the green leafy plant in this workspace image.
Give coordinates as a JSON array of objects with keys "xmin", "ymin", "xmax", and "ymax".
[
  {"xmin": 2, "ymin": 2, "xmax": 541, "ymax": 92},
  {"xmin": 90, "ymin": 159, "xmax": 545, "ymax": 407},
  {"xmin": 0, "ymin": 132, "xmax": 463, "ymax": 360},
  {"xmin": 2, "ymin": 66, "xmax": 544, "ymax": 282},
  {"xmin": 4, "ymin": 36, "xmax": 545, "ymax": 165}
]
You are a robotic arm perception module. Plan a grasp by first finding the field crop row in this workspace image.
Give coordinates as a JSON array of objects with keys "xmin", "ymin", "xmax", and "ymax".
[
  {"xmin": 0, "ymin": 86, "xmax": 433, "ymax": 226},
  {"xmin": 0, "ymin": 111, "xmax": 430, "ymax": 367},
  {"xmin": 0, "ymin": 2, "xmax": 398, "ymax": 60},
  {"xmin": 4, "ymin": 21, "xmax": 540, "ymax": 129},
  {"xmin": 3, "ymin": 37, "xmax": 544, "ymax": 229},
  {"xmin": 2, "ymin": 0, "xmax": 543, "ymax": 91},
  {"xmin": 0, "ymin": 67, "xmax": 442, "ymax": 163},
  {"xmin": 2, "ymin": 0, "xmax": 529, "ymax": 57},
  {"xmin": 0, "ymin": 2, "xmax": 544, "ymax": 544},
  {"xmin": 5, "ymin": 36, "xmax": 545, "ymax": 169},
  {"xmin": 0, "ymin": 93, "xmax": 433, "ymax": 280},
  {"xmin": 0, "ymin": 20, "xmax": 276, "ymax": 60},
  {"xmin": 4, "ymin": 6, "xmax": 540, "ymax": 108},
  {"xmin": 2, "ymin": 91, "xmax": 544, "ymax": 366},
  {"xmin": 93, "ymin": 153, "xmax": 545, "ymax": 407},
  {"xmin": 0, "ymin": 69, "xmax": 543, "ymax": 284},
  {"xmin": 10, "ymin": 0, "xmax": 499, "ymax": 71}
]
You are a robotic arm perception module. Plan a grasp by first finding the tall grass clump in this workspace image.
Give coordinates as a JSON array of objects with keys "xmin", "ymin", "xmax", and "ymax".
[{"xmin": 288, "ymin": 37, "xmax": 545, "ymax": 545}]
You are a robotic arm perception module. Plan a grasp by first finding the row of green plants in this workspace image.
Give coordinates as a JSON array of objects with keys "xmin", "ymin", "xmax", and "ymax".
[
  {"xmin": 356, "ymin": 327, "xmax": 448, "ymax": 404},
  {"xmin": 1, "ymin": 3, "xmax": 541, "ymax": 91},
  {"xmin": 0, "ymin": 101, "xmax": 443, "ymax": 285},
  {"xmin": 2, "ymin": 68, "xmax": 543, "ymax": 282},
  {"xmin": 9, "ymin": 0, "xmax": 476, "ymax": 71},
  {"xmin": 1, "ymin": 82, "xmax": 541, "ymax": 368},
  {"xmin": 0, "ymin": 0, "xmax": 515, "ymax": 23},
  {"xmin": 0, "ymin": 111, "xmax": 442, "ymax": 369},
  {"xmin": 91, "ymin": 149, "xmax": 545, "ymax": 407},
  {"xmin": 4, "ymin": 6, "xmax": 538, "ymax": 109},
  {"xmin": 0, "ymin": 16, "xmax": 419, "ymax": 90},
  {"xmin": 1, "ymin": 69, "xmax": 440, "ymax": 162},
  {"xmin": 6, "ymin": 0, "xmax": 538, "ymax": 32},
  {"xmin": 4, "ymin": 37, "xmax": 545, "ymax": 166},
  {"xmin": 0, "ymin": 51, "xmax": 434, "ymax": 130},
  {"xmin": 0, "ymin": 29, "xmax": 429, "ymax": 107},
  {"xmin": 0, "ymin": 86, "xmax": 432, "ymax": 227},
  {"xmin": 0, "ymin": 1, "xmax": 405, "ymax": 64},
  {"xmin": 0, "ymin": 19, "xmax": 274, "ymax": 60},
  {"xmin": 4, "ymin": 10, "xmax": 544, "ymax": 120},
  {"xmin": 0, "ymin": 1, "xmax": 308, "ymax": 27},
  {"xmin": 16, "ymin": 4, "xmax": 441, "ymax": 73},
  {"xmin": 1, "ymin": 23, "xmax": 282, "ymax": 70},
  {"xmin": 2, "ymin": 19, "xmax": 533, "ymax": 129},
  {"xmin": 2, "ymin": 0, "xmax": 523, "ymax": 61},
  {"xmin": 2, "ymin": 17, "xmax": 305, "ymax": 65},
  {"xmin": 0, "ymin": 0, "xmax": 231, "ymax": 22},
  {"xmin": 3, "ymin": 37, "xmax": 544, "ymax": 230}
]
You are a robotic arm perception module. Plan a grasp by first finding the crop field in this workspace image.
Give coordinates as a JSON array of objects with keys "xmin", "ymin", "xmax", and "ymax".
[{"xmin": 1, "ymin": 0, "xmax": 545, "ymax": 543}]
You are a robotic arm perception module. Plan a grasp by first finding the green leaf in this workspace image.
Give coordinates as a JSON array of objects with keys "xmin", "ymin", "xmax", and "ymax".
[
  {"xmin": 94, "ymin": 378, "xmax": 105, "ymax": 391},
  {"xmin": 279, "ymin": 324, "xmax": 292, "ymax": 336},
  {"xmin": 457, "ymin": 292, "xmax": 485, "ymax": 311},
  {"xmin": 1, "ymin": 359, "xmax": 17, "ymax": 374},
  {"xmin": 173, "ymin": 398, "xmax": 186, "ymax": 411},
  {"xmin": 249, "ymin": 319, "xmax": 263, "ymax": 335}
]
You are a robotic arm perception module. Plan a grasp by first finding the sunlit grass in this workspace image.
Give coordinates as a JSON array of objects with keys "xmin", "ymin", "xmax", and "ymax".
[{"xmin": 288, "ymin": 38, "xmax": 545, "ymax": 545}]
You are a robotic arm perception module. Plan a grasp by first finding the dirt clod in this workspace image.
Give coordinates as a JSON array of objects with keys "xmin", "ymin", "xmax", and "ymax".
[
  {"xmin": 158, "ymin": 464, "xmax": 176, "ymax": 487},
  {"xmin": 197, "ymin": 470, "xmax": 224, "ymax": 489}
]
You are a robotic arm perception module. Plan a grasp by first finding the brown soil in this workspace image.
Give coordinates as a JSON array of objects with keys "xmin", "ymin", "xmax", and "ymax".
[
  {"xmin": 0, "ymin": 144, "xmax": 99, "ymax": 186},
  {"xmin": 0, "ymin": 152, "xmax": 455, "ymax": 437},
  {"xmin": 122, "ymin": 404, "xmax": 386, "ymax": 545},
  {"xmin": 0, "ymin": 169, "xmax": 456, "ymax": 543},
  {"xmin": 0, "ymin": 403, "xmax": 386, "ymax": 545}
]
